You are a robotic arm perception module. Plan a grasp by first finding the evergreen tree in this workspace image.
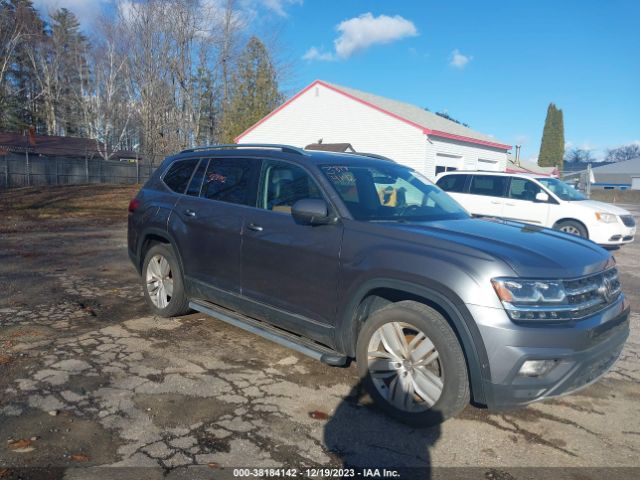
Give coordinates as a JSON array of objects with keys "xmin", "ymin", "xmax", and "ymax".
[
  {"xmin": 50, "ymin": 8, "xmax": 90, "ymax": 136},
  {"xmin": 538, "ymin": 103, "xmax": 565, "ymax": 172},
  {"xmin": 220, "ymin": 36, "xmax": 283, "ymax": 143}
]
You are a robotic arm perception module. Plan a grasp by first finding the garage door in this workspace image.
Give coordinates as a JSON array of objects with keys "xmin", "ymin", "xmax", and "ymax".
[{"xmin": 632, "ymin": 177, "xmax": 640, "ymax": 190}]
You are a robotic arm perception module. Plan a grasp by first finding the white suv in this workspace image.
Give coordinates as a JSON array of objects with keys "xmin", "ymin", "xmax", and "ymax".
[{"xmin": 435, "ymin": 171, "xmax": 636, "ymax": 247}]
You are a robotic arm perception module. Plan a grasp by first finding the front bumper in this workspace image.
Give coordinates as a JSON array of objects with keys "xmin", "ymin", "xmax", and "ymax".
[
  {"xmin": 590, "ymin": 221, "xmax": 636, "ymax": 246},
  {"xmin": 468, "ymin": 294, "xmax": 630, "ymax": 409}
]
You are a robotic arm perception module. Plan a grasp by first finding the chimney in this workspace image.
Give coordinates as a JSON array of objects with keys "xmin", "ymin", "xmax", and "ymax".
[{"xmin": 28, "ymin": 126, "xmax": 36, "ymax": 146}]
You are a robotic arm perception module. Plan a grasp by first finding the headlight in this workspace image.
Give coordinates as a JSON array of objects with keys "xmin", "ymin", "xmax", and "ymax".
[
  {"xmin": 595, "ymin": 212, "xmax": 618, "ymax": 223},
  {"xmin": 492, "ymin": 269, "xmax": 621, "ymax": 322}
]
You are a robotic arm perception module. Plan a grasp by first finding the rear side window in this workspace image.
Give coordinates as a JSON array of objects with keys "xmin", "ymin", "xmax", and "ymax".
[
  {"xmin": 469, "ymin": 175, "xmax": 508, "ymax": 197},
  {"xmin": 202, "ymin": 158, "xmax": 259, "ymax": 206},
  {"xmin": 163, "ymin": 158, "xmax": 199, "ymax": 193},
  {"xmin": 436, "ymin": 174, "xmax": 468, "ymax": 193},
  {"xmin": 186, "ymin": 159, "xmax": 208, "ymax": 196}
]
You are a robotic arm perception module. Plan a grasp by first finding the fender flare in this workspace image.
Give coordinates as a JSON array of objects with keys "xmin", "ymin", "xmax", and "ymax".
[
  {"xmin": 136, "ymin": 227, "xmax": 186, "ymax": 278},
  {"xmin": 336, "ymin": 278, "xmax": 491, "ymax": 405}
]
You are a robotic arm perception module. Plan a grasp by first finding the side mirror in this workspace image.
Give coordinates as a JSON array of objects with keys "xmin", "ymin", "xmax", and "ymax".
[
  {"xmin": 291, "ymin": 199, "xmax": 332, "ymax": 226},
  {"xmin": 535, "ymin": 192, "xmax": 550, "ymax": 203}
]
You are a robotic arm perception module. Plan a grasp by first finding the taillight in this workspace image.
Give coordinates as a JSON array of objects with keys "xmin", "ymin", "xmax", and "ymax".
[{"xmin": 128, "ymin": 198, "xmax": 141, "ymax": 213}]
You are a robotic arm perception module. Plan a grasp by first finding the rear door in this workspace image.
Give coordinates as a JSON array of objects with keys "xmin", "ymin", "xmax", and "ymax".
[
  {"xmin": 241, "ymin": 159, "xmax": 342, "ymax": 342},
  {"xmin": 170, "ymin": 157, "xmax": 260, "ymax": 302},
  {"xmin": 464, "ymin": 174, "xmax": 509, "ymax": 218},
  {"xmin": 502, "ymin": 177, "xmax": 551, "ymax": 225}
]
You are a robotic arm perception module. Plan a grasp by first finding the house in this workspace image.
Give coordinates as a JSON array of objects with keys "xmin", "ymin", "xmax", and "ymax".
[
  {"xmin": 235, "ymin": 80, "xmax": 512, "ymax": 180},
  {"xmin": 506, "ymin": 155, "xmax": 559, "ymax": 177},
  {"xmin": 590, "ymin": 157, "xmax": 640, "ymax": 190},
  {"xmin": 0, "ymin": 131, "xmax": 103, "ymax": 158}
]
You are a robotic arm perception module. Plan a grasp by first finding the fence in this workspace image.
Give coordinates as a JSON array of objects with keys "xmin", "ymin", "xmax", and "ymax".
[{"xmin": 0, "ymin": 152, "xmax": 160, "ymax": 190}]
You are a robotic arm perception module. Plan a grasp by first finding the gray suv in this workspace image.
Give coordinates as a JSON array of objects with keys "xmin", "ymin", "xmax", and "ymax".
[{"xmin": 127, "ymin": 144, "xmax": 630, "ymax": 426}]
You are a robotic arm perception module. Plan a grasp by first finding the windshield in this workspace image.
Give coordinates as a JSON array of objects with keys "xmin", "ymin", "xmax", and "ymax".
[
  {"xmin": 320, "ymin": 164, "xmax": 469, "ymax": 222},
  {"xmin": 536, "ymin": 177, "xmax": 587, "ymax": 201}
]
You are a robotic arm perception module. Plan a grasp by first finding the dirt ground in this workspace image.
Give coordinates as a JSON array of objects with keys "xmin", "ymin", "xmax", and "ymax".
[{"xmin": 0, "ymin": 185, "xmax": 639, "ymax": 479}]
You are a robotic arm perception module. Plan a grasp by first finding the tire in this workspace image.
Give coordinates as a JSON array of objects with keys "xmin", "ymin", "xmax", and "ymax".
[
  {"xmin": 554, "ymin": 220, "xmax": 588, "ymax": 238},
  {"xmin": 356, "ymin": 300, "xmax": 470, "ymax": 427},
  {"xmin": 141, "ymin": 244, "xmax": 190, "ymax": 317}
]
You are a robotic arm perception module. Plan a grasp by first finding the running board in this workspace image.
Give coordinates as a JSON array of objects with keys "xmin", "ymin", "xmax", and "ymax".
[{"xmin": 189, "ymin": 300, "xmax": 348, "ymax": 366}]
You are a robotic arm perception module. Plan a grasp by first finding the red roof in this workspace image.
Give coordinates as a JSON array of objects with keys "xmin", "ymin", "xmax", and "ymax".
[{"xmin": 0, "ymin": 132, "xmax": 103, "ymax": 157}]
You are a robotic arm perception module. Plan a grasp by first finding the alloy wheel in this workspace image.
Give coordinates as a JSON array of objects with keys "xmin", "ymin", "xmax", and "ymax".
[
  {"xmin": 367, "ymin": 321, "xmax": 444, "ymax": 412},
  {"xmin": 145, "ymin": 254, "xmax": 174, "ymax": 309}
]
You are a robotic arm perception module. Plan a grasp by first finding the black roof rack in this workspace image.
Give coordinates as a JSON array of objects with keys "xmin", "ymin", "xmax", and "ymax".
[
  {"xmin": 353, "ymin": 152, "xmax": 396, "ymax": 163},
  {"xmin": 180, "ymin": 144, "xmax": 307, "ymax": 156}
]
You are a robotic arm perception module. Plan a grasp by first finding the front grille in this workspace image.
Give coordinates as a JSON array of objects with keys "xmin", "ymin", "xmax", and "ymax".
[
  {"xmin": 562, "ymin": 268, "xmax": 621, "ymax": 319},
  {"xmin": 620, "ymin": 215, "xmax": 636, "ymax": 227},
  {"xmin": 623, "ymin": 235, "xmax": 634, "ymax": 241}
]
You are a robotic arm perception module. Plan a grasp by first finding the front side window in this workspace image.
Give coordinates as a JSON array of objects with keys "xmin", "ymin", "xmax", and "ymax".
[
  {"xmin": 259, "ymin": 161, "xmax": 323, "ymax": 214},
  {"xmin": 320, "ymin": 164, "xmax": 468, "ymax": 222},
  {"xmin": 163, "ymin": 158, "xmax": 199, "ymax": 193},
  {"xmin": 508, "ymin": 178, "xmax": 543, "ymax": 201},
  {"xmin": 469, "ymin": 175, "xmax": 508, "ymax": 197},
  {"xmin": 536, "ymin": 177, "xmax": 586, "ymax": 201},
  {"xmin": 436, "ymin": 174, "xmax": 468, "ymax": 193},
  {"xmin": 201, "ymin": 158, "xmax": 259, "ymax": 206}
]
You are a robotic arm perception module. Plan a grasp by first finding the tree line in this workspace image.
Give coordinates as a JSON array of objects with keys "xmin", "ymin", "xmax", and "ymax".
[{"xmin": 0, "ymin": 0, "xmax": 284, "ymax": 161}]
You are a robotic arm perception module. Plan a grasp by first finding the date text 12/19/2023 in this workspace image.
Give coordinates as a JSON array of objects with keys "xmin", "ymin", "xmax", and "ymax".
[{"xmin": 232, "ymin": 468, "xmax": 401, "ymax": 478}]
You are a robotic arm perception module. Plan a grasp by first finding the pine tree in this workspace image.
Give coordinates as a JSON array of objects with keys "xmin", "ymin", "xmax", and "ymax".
[
  {"xmin": 220, "ymin": 36, "xmax": 283, "ymax": 143},
  {"xmin": 51, "ymin": 8, "xmax": 90, "ymax": 136},
  {"xmin": 538, "ymin": 103, "xmax": 565, "ymax": 171}
]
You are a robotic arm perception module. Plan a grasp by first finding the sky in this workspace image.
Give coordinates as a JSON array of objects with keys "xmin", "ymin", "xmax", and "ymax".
[{"xmin": 33, "ymin": 0, "xmax": 640, "ymax": 161}]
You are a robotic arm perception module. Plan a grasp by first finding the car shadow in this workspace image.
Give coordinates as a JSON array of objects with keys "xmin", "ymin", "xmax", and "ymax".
[{"xmin": 323, "ymin": 381, "xmax": 442, "ymax": 479}]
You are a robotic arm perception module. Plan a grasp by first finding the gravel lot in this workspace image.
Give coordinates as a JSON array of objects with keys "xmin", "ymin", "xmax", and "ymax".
[{"xmin": 0, "ymin": 187, "xmax": 638, "ymax": 479}]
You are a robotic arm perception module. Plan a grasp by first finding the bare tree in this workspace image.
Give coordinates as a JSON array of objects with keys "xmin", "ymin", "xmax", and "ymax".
[{"xmin": 83, "ymin": 15, "xmax": 134, "ymax": 160}]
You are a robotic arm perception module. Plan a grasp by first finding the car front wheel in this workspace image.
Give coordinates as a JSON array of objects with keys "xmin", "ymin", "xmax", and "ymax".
[{"xmin": 356, "ymin": 300, "xmax": 470, "ymax": 427}]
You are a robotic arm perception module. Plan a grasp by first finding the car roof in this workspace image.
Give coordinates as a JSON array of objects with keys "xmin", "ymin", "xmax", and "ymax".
[
  {"xmin": 436, "ymin": 170, "xmax": 543, "ymax": 179},
  {"xmin": 167, "ymin": 144, "xmax": 398, "ymax": 169}
]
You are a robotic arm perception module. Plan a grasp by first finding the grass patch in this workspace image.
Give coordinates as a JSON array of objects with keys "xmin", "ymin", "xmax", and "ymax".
[{"xmin": 0, "ymin": 184, "xmax": 140, "ymax": 232}]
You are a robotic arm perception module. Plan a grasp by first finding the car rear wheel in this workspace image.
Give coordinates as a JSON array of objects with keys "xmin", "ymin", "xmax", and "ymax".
[
  {"xmin": 356, "ymin": 300, "xmax": 469, "ymax": 427},
  {"xmin": 142, "ymin": 244, "xmax": 190, "ymax": 317},
  {"xmin": 554, "ymin": 220, "xmax": 588, "ymax": 238}
]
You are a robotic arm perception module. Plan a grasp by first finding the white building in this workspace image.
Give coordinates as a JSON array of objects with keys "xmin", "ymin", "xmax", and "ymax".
[{"xmin": 235, "ymin": 80, "xmax": 511, "ymax": 180}]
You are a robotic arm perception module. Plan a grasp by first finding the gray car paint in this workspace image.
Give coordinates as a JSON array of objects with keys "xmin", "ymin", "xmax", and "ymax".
[{"xmin": 128, "ymin": 147, "xmax": 630, "ymax": 409}]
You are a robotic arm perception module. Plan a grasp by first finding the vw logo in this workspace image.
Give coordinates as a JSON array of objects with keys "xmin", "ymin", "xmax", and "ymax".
[{"xmin": 599, "ymin": 276, "xmax": 614, "ymax": 302}]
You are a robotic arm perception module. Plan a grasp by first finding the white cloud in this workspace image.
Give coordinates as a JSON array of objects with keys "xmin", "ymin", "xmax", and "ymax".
[
  {"xmin": 33, "ymin": 0, "xmax": 111, "ymax": 26},
  {"xmin": 333, "ymin": 13, "xmax": 418, "ymax": 59},
  {"xmin": 302, "ymin": 46, "xmax": 334, "ymax": 61},
  {"xmin": 449, "ymin": 49, "xmax": 471, "ymax": 68},
  {"xmin": 258, "ymin": 0, "xmax": 302, "ymax": 17}
]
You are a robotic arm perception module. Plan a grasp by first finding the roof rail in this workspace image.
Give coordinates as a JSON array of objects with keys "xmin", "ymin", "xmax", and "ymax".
[
  {"xmin": 180, "ymin": 144, "xmax": 307, "ymax": 155},
  {"xmin": 354, "ymin": 152, "xmax": 396, "ymax": 163}
]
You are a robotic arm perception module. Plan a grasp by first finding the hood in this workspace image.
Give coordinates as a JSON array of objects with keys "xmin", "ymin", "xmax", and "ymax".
[
  {"xmin": 386, "ymin": 217, "xmax": 611, "ymax": 279},
  {"xmin": 571, "ymin": 199, "xmax": 631, "ymax": 216}
]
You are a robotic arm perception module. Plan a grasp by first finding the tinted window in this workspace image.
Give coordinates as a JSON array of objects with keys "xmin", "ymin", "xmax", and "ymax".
[
  {"xmin": 259, "ymin": 161, "xmax": 323, "ymax": 214},
  {"xmin": 320, "ymin": 164, "xmax": 468, "ymax": 222},
  {"xmin": 508, "ymin": 178, "xmax": 542, "ymax": 201},
  {"xmin": 186, "ymin": 159, "xmax": 207, "ymax": 196},
  {"xmin": 202, "ymin": 158, "xmax": 259, "ymax": 206},
  {"xmin": 163, "ymin": 158, "xmax": 198, "ymax": 193},
  {"xmin": 469, "ymin": 175, "xmax": 508, "ymax": 197},
  {"xmin": 436, "ymin": 174, "xmax": 468, "ymax": 193}
]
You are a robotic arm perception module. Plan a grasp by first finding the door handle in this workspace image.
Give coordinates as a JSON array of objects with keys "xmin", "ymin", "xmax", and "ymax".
[
  {"xmin": 490, "ymin": 201, "xmax": 502, "ymax": 205},
  {"xmin": 505, "ymin": 203, "xmax": 515, "ymax": 206},
  {"xmin": 184, "ymin": 209, "xmax": 197, "ymax": 217},
  {"xmin": 247, "ymin": 223, "xmax": 263, "ymax": 232}
]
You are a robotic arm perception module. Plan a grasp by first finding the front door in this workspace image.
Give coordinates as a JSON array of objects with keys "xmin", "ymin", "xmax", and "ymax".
[
  {"xmin": 241, "ymin": 159, "xmax": 342, "ymax": 343},
  {"xmin": 502, "ymin": 177, "xmax": 551, "ymax": 225}
]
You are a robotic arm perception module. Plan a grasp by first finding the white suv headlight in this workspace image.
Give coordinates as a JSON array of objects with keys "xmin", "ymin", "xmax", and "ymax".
[{"xmin": 595, "ymin": 212, "xmax": 618, "ymax": 223}]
